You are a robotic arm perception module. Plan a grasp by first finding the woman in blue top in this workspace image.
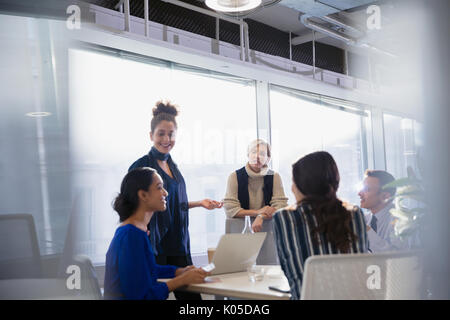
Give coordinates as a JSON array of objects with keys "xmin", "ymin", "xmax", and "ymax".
[
  {"xmin": 104, "ymin": 167, "xmax": 209, "ymax": 300},
  {"xmin": 273, "ymin": 151, "xmax": 368, "ymax": 299},
  {"xmin": 128, "ymin": 101, "xmax": 223, "ymax": 300}
]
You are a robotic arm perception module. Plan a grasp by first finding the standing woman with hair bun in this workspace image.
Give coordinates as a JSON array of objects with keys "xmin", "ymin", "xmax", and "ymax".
[
  {"xmin": 129, "ymin": 100, "xmax": 223, "ymax": 300},
  {"xmin": 273, "ymin": 151, "xmax": 369, "ymax": 300}
]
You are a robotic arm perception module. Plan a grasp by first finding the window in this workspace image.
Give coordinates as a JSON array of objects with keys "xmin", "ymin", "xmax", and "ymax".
[
  {"xmin": 269, "ymin": 85, "xmax": 370, "ymax": 206},
  {"xmin": 383, "ymin": 113, "xmax": 423, "ymax": 180},
  {"xmin": 69, "ymin": 48, "xmax": 256, "ymax": 263}
]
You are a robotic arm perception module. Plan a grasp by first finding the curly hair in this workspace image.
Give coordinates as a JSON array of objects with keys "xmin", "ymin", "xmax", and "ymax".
[{"xmin": 150, "ymin": 100, "xmax": 179, "ymax": 133}]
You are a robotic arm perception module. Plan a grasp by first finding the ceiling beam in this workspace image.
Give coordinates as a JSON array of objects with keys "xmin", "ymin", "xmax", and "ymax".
[{"xmin": 291, "ymin": 32, "xmax": 327, "ymax": 45}]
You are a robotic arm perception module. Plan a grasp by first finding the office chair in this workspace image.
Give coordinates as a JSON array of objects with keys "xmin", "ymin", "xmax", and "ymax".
[
  {"xmin": 0, "ymin": 212, "xmax": 102, "ymax": 299},
  {"xmin": 300, "ymin": 251, "xmax": 423, "ymax": 300},
  {"xmin": 69, "ymin": 254, "xmax": 103, "ymax": 300},
  {"xmin": 0, "ymin": 214, "xmax": 43, "ymax": 279},
  {"xmin": 0, "ymin": 254, "xmax": 102, "ymax": 300}
]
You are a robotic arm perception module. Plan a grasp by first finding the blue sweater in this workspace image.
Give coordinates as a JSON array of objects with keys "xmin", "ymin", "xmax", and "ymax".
[{"xmin": 104, "ymin": 224, "xmax": 178, "ymax": 300}]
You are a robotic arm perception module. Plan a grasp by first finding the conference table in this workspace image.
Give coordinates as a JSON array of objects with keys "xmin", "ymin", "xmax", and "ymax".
[{"xmin": 161, "ymin": 265, "xmax": 291, "ymax": 300}]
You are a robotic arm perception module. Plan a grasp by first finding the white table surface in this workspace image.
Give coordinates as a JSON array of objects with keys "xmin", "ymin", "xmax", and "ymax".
[{"xmin": 161, "ymin": 265, "xmax": 291, "ymax": 300}]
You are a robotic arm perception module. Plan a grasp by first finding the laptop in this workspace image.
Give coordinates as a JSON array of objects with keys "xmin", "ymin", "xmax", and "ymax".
[{"xmin": 209, "ymin": 232, "xmax": 267, "ymax": 275}]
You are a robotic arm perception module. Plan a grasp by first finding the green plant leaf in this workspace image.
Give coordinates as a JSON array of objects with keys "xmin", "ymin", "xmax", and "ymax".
[
  {"xmin": 383, "ymin": 177, "xmax": 421, "ymax": 189},
  {"xmin": 401, "ymin": 194, "xmax": 426, "ymax": 203},
  {"xmin": 390, "ymin": 208, "xmax": 413, "ymax": 220}
]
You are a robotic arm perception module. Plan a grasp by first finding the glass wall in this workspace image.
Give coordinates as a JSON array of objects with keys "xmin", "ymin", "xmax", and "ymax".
[
  {"xmin": 269, "ymin": 86, "xmax": 370, "ymax": 206},
  {"xmin": 383, "ymin": 113, "xmax": 423, "ymax": 180},
  {"xmin": 69, "ymin": 48, "xmax": 257, "ymax": 263},
  {"xmin": 0, "ymin": 15, "xmax": 385, "ymax": 267},
  {"xmin": 0, "ymin": 15, "xmax": 71, "ymax": 256}
]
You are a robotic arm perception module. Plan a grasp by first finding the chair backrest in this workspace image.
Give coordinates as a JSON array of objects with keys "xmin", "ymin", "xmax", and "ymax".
[
  {"xmin": 0, "ymin": 255, "xmax": 103, "ymax": 300},
  {"xmin": 300, "ymin": 251, "xmax": 423, "ymax": 300},
  {"xmin": 0, "ymin": 214, "xmax": 42, "ymax": 279},
  {"xmin": 225, "ymin": 217, "xmax": 279, "ymax": 265},
  {"xmin": 61, "ymin": 254, "xmax": 103, "ymax": 300}
]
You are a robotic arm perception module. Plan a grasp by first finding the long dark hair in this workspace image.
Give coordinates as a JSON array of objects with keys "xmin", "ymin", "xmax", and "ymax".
[
  {"xmin": 292, "ymin": 151, "xmax": 357, "ymax": 253},
  {"xmin": 113, "ymin": 167, "xmax": 157, "ymax": 222}
]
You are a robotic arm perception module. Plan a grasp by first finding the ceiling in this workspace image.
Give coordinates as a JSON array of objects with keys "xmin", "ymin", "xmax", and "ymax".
[
  {"xmin": 0, "ymin": 0, "xmax": 400, "ymax": 59},
  {"xmin": 206, "ymin": 0, "xmax": 398, "ymax": 57}
]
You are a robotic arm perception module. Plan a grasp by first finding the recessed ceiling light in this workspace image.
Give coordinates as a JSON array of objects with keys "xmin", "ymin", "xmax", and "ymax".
[
  {"xmin": 205, "ymin": 0, "xmax": 262, "ymax": 13},
  {"xmin": 25, "ymin": 111, "xmax": 52, "ymax": 117}
]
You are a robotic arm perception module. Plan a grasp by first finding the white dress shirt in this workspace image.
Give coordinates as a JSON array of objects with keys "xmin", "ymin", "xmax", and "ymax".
[{"xmin": 365, "ymin": 203, "xmax": 409, "ymax": 252}]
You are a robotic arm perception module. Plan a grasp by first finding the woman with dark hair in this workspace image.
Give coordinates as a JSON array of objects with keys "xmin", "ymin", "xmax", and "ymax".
[
  {"xmin": 104, "ymin": 167, "xmax": 208, "ymax": 300},
  {"xmin": 273, "ymin": 151, "xmax": 368, "ymax": 300},
  {"xmin": 128, "ymin": 101, "xmax": 222, "ymax": 300}
]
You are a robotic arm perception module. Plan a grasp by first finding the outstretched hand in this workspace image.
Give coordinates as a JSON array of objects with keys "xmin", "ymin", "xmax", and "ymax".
[{"xmin": 200, "ymin": 199, "xmax": 224, "ymax": 210}]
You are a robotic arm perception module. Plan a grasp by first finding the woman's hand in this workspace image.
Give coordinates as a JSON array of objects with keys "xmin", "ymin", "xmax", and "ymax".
[
  {"xmin": 257, "ymin": 206, "xmax": 277, "ymax": 219},
  {"xmin": 284, "ymin": 204, "xmax": 298, "ymax": 211},
  {"xmin": 179, "ymin": 267, "xmax": 209, "ymax": 285},
  {"xmin": 167, "ymin": 267, "xmax": 209, "ymax": 291},
  {"xmin": 175, "ymin": 265, "xmax": 196, "ymax": 277},
  {"xmin": 252, "ymin": 206, "xmax": 276, "ymax": 232},
  {"xmin": 200, "ymin": 199, "xmax": 223, "ymax": 210},
  {"xmin": 265, "ymin": 206, "xmax": 277, "ymax": 218},
  {"xmin": 252, "ymin": 215, "xmax": 264, "ymax": 232}
]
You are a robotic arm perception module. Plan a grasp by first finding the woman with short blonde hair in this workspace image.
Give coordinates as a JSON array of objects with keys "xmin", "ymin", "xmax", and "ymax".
[{"xmin": 223, "ymin": 139, "xmax": 288, "ymax": 232}]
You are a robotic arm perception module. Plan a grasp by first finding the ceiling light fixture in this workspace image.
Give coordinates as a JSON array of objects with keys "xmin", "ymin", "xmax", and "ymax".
[{"xmin": 205, "ymin": 0, "xmax": 262, "ymax": 13}]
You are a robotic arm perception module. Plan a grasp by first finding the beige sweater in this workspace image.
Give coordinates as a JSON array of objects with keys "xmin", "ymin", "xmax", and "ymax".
[{"xmin": 223, "ymin": 163, "xmax": 289, "ymax": 218}]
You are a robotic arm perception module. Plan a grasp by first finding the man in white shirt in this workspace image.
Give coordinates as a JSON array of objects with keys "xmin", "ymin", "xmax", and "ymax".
[{"xmin": 358, "ymin": 170, "xmax": 408, "ymax": 252}]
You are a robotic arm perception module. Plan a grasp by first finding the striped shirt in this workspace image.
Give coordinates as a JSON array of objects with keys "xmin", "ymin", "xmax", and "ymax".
[{"xmin": 273, "ymin": 203, "xmax": 368, "ymax": 300}]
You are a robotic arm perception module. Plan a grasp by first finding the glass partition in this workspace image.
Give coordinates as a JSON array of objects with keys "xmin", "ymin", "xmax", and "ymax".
[{"xmin": 383, "ymin": 113, "xmax": 423, "ymax": 180}]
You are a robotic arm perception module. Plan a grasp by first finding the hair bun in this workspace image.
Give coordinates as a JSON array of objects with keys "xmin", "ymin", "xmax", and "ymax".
[{"xmin": 152, "ymin": 100, "xmax": 179, "ymax": 117}]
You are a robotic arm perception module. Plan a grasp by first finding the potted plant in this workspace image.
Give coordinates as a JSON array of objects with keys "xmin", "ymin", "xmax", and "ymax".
[{"xmin": 383, "ymin": 166, "xmax": 426, "ymax": 248}]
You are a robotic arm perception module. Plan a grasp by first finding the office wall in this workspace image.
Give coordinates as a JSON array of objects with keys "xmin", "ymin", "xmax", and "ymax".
[
  {"xmin": 420, "ymin": 0, "xmax": 450, "ymax": 299},
  {"xmin": 0, "ymin": 15, "xmax": 71, "ymax": 255}
]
